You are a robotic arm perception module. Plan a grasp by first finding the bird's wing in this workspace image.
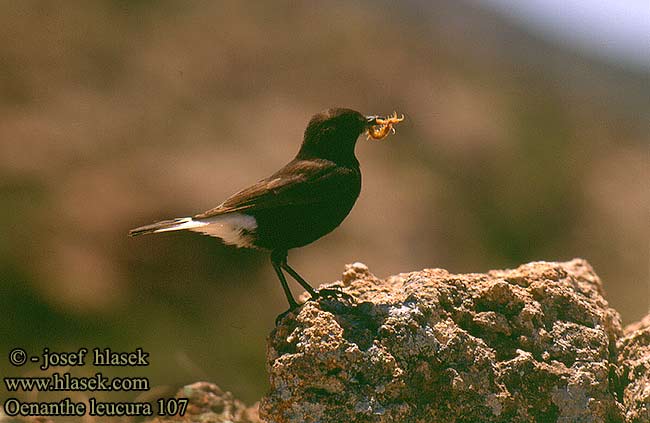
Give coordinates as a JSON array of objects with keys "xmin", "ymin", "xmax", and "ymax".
[{"xmin": 194, "ymin": 159, "xmax": 358, "ymax": 218}]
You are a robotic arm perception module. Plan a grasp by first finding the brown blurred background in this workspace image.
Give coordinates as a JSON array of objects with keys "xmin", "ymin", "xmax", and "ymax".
[{"xmin": 1, "ymin": 0, "xmax": 648, "ymax": 407}]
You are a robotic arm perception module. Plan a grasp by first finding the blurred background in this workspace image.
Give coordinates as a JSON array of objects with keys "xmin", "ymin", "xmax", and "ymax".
[{"xmin": 1, "ymin": 0, "xmax": 648, "ymax": 410}]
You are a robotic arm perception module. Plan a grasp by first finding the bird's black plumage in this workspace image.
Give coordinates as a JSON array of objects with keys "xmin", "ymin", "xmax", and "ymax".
[{"xmin": 130, "ymin": 108, "xmax": 392, "ymax": 315}]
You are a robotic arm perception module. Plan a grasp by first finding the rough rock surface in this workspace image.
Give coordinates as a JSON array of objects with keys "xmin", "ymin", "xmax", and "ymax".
[
  {"xmin": 147, "ymin": 382, "xmax": 261, "ymax": 423},
  {"xmin": 140, "ymin": 260, "xmax": 649, "ymax": 423},
  {"xmin": 618, "ymin": 315, "xmax": 650, "ymax": 423},
  {"xmin": 260, "ymin": 259, "xmax": 627, "ymax": 423}
]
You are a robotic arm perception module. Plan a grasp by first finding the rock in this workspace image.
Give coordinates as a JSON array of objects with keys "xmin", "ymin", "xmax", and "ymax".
[
  {"xmin": 147, "ymin": 382, "xmax": 261, "ymax": 423},
  {"xmin": 143, "ymin": 260, "xmax": 649, "ymax": 423},
  {"xmin": 618, "ymin": 315, "xmax": 650, "ymax": 423},
  {"xmin": 260, "ymin": 259, "xmax": 627, "ymax": 423}
]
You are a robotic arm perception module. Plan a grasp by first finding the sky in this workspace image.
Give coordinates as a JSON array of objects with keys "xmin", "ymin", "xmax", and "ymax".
[{"xmin": 472, "ymin": 0, "xmax": 650, "ymax": 72}]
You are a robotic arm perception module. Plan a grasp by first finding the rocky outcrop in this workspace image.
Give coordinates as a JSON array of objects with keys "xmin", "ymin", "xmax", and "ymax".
[
  {"xmin": 261, "ymin": 260, "xmax": 626, "ymax": 422},
  {"xmin": 148, "ymin": 259, "xmax": 650, "ymax": 423},
  {"xmin": 148, "ymin": 382, "xmax": 261, "ymax": 423},
  {"xmin": 618, "ymin": 315, "xmax": 650, "ymax": 423}
]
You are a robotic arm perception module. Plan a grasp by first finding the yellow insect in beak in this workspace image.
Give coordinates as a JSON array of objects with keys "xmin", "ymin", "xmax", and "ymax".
[{"xmin": 366, "ymin": 112, "xmax": 405, "ymax": 140}]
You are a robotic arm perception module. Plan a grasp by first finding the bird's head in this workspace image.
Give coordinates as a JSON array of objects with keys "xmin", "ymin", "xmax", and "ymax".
[{"xmin": 298, "ymin": 108, "xmax": 402, "ymax": 165}]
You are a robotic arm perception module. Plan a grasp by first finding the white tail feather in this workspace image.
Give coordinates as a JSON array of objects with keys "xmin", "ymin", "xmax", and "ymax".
[
  {"xmin": 153, "ymin": 217, "xmax": 207, "ymax": 232},
  {"xmin": 154, "ymin": 214, "xmax": 258, "ymax": 248}
]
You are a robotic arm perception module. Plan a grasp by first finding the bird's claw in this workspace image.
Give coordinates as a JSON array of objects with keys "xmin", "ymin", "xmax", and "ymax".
[
  {"xmin": 314, "ymin": 288, "xmax": 355, "ymax": 302},
  {"xmin": 275, "ymin": 306, "xmax": 298, "ymax": 326},
  {"xmin": 275, "ymin": 289, "xmax": 355, "ymax": 325}
]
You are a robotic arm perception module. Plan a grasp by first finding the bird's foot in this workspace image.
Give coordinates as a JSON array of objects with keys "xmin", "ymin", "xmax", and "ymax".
[
  {"xmin": 313, "ymin": 287, "xmax": 359, "ymax": 315},
  {"xmin": 275, "ymin": 306, "xmax": 299, "ymax": 326},
  {"xmin": 275, "ymin": 289, "xmax": 356, "ymax": 325},
  {"xmin": 314, "ymin": 287, "xmax": 355, "ymax": 303}
]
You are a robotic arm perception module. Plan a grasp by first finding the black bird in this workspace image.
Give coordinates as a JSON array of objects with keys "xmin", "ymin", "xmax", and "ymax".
[{"xmin": 129, "ymin": 108, "xmax": 403, "ymax": 313}]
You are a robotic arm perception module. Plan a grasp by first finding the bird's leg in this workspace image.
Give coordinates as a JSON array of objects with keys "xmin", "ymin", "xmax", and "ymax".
[
  {"xmin": 281, "ymin": 256, "xmax": 354, "ymax": 303},
  {"xmin": 271, "ymin": 252, "xmax": 299, "ymax": 310},
  {"xmin": 280, "ymin": 260, "xmax": 318, "ymax": 298}
]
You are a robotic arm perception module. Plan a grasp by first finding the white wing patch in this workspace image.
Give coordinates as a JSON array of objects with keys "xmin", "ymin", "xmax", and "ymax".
[{"xmin": 153, "ymin": 214, "xmax": 258, "ymax": 248}]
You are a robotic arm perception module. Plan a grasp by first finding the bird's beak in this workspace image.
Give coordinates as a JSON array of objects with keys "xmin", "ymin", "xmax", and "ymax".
[{"xmin": 365, "ymin": 115, "xmax": 379, "ymax": 128}]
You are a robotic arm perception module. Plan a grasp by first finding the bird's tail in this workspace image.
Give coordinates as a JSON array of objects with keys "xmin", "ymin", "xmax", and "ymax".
[{"xmin": 128, "ymin": 217, "xmax": 206, "ymax": 237}]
